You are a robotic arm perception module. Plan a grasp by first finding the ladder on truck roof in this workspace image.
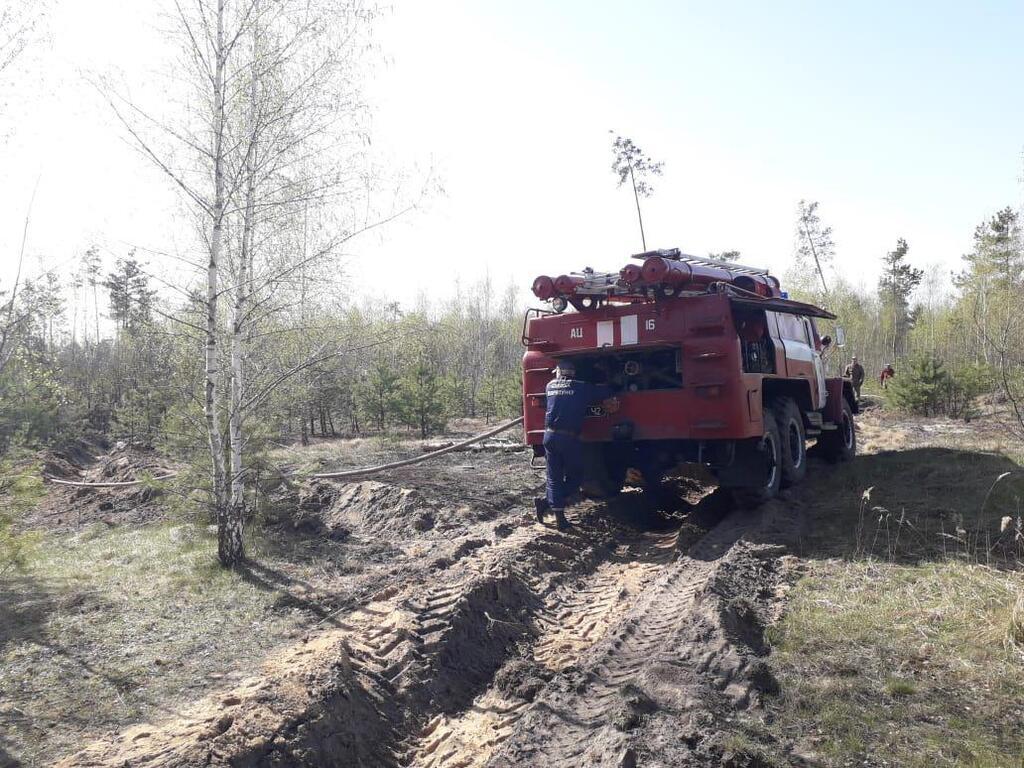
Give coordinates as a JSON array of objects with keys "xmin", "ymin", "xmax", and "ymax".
[{"xmin": 631, "ymin": 248, "xmax": 770, "ymax": 277}]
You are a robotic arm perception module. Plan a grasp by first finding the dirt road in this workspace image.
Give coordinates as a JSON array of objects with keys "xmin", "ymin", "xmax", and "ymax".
[{"xmin": 53, "ymin": 442, "xmax": 795, "ymax": 768}]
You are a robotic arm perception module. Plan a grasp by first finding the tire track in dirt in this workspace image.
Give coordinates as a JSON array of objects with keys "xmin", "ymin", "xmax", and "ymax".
[
  {"xmin": 484, "ymin": 511, "xmax": 755, "ymax": 768},
  {"xmin": 495, "ymin": 563, "xmax": 715, "ymax": 766},
  {"xmin": 403, "ymin": 529, "xmax": 681, "ymax": 768},
  {"xmin": 533, "ymin": 530, "xmax": 680, "ymax": 672},
  {"xmin": 54, "ymin": 466, "xmax": 755, "ymax": 768},
  {"xmin": 55, "ymin": 511, "xmax": 653, "ymax": 767}
]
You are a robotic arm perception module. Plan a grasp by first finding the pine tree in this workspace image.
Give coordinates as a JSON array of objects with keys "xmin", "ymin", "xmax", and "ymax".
[
  {"xmin": 359, "ymin": 359, "xmax": 400, "ymax": 433},
  {"xmin": 794, "ymin": 200, "xmax": 835, "ymax": 296},
  {"xmin": 610, "ymin": 135, "xmax": 664, "ymax": 251},
  {"xmin": 889, "ymin": 355, "xmax": 950, "ymax": 416},
  {"xmin": 961, "ymin": 207, "xmax": 1023, "ymax": 286},
  {"xmin": 955, "ymin": 207, "xmax": 1024, "ymax": 364},
  {"xmin": 878, "ymin": 238, "xmax": 924, "ymax": 361},
  {"xmin": 103, "ymin": 254, "xmax": 155, "ymax": 332},
  {"xmin": 82, "ymin": 246, "xmax": 102, "ymax": 344},
  {"xmin": 397, "ymin": 362, "xmax": 451, "ymax": 439}
]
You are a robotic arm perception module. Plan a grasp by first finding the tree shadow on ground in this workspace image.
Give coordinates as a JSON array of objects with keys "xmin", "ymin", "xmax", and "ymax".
[
  {"xmin": 0, "ymin": 570, "xmax": 186, "ymax": 767},
  {"xmin": 0, "ymin": 575, "xmax": 54, "ymax": 768},
  {"xmin": 235, "ymin": 559, "xmax": 348, "ymax": 627},
  {"xmin": 794, "ymin": 447, "xmax": 1024, "ymax": 567},
  {"xmin": 0, "ymin": 575, "xmax": 53, "ymax": 653}
]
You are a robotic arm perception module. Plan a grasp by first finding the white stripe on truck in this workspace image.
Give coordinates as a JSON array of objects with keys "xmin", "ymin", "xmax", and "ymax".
[{"xmin": 621, "ymin": 315, "xmax": 638, "ymax": 345}]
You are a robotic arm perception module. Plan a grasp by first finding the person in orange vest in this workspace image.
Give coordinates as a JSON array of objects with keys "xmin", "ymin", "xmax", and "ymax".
[{"xmin": 880, "ymin": 363, "xmax": 895, "ymax": 389}]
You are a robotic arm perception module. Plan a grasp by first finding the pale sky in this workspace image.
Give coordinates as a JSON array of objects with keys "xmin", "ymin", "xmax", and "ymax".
[{"xmin": 2, "ymin": 0, "xmax": 1023, "ymax": 309}]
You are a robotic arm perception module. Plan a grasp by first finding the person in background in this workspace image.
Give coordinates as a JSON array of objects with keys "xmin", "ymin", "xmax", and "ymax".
[
  {"xmin": 880, "ymin": 363, "xmax": 895, "ymax": 389},
  {"xmin": 844, "ymin": 355, "xmax": 865, "ymax": 399},
  {"xmin": 534, "ymin": 360, "xmax": 620, "ymax": 530}
]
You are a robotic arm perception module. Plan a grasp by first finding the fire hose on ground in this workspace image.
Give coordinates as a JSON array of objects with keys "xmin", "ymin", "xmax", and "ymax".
[
  {"xmin": 309, "ymin": 416, "xmax": 525, "ymax": 480},
  {"xmin": 39, "ymin": 417, "xmax": 527, "ymax": 488}
]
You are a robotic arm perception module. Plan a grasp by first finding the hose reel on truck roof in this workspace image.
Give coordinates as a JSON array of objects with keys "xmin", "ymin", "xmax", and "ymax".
[{"xmin": 528, "ymin": 247, "xmax": 792, "ymax": 316}]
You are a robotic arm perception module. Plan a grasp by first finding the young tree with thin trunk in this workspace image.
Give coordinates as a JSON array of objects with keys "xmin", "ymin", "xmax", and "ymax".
[
  {"xmin": 610, "ymin": 134, "xmax": 664, "ymax": 251},
  {"xmin": 878, "ymin": 237, "xmax": 923, "ymax": 361},
  {"xmin": 105, "ymin": 0, "xmax": 398, "ymax": 565},
  {"xmin": 795, "ymin": 200, "xmax": 834, "ymax": 297}
]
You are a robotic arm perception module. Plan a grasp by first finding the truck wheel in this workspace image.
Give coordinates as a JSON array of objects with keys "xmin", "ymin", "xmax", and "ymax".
[
  {"xmin": 732, "ymin": 409, "xmax": 782, "ymax": 506},
  {"xmin": 775, "ymin": 397, "xmax": 807, "ymax": 487},
  {"xmin": 820, "ymin": 397, "xmax": 856, "ymax": 463}
]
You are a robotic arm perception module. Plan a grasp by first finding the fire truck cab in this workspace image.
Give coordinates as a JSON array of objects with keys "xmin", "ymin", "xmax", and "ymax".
[{"xmin": 522, "ymin": 249, "xmax": 857, "ymax": 502}]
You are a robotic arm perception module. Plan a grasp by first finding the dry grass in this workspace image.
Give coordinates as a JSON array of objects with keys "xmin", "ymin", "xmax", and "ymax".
[
  {"xmin": 757, "ymin": 406, "xmax": 1024, "ymax": 767},
  {"xmin": 768, "ymin": 560, "xmax": 1024, "ymax": 767},
  {"xmin": 794, "ymin": 407, "xmax": 1024, "ymax": 565},
  {"xmin": 1008, "ymin": 593, "xmax": 1024, "ymax": 660},
  {"xmin": 0, "ymin": 523, "xmax": 307, "ymax": 766}
]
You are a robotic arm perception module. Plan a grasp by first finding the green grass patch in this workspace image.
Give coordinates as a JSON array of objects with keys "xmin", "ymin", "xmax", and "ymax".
[
  {"xmin": 768, "ymin": 560, "xmax": 1024, "ymax": 767},
  {"xmin": 0, "ymin": 455, "xmax": 45, "ymax": 573},
  {"xmin": 0, "ymin": 522, "xmax": 306, "ymax": 766}
]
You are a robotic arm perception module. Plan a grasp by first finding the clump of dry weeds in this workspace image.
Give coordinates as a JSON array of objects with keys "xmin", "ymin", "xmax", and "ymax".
[{"xmin": 1007, "ymin": 592, "xmax": 1024, "ymax": 660}]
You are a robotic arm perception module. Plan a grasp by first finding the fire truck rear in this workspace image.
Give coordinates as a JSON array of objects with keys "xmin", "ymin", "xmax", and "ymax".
[{"xmin": 522, "ymin": 249, "xmax": 858, "ymax": 502}]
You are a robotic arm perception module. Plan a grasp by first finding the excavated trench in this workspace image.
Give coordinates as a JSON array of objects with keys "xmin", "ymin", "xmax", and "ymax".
[{"xmin": 57, "ymin": 471, "xmax": 797, "ymax": 768}]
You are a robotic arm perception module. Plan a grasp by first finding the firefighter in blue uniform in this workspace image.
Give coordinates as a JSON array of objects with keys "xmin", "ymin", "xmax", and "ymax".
[{"xmin": 534, "ymin": 359, "xmax": 619, "ymax": 530}]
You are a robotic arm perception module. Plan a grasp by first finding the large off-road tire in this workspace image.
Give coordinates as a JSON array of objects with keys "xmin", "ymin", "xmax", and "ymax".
[
  {"xmin": 775, "ymin": 397, "xmax": 807, "ymax": 488},
  {"xmin": 819, "ymin": 397, "xmax": 856, "ymax": 463},
  {"xmin": 730, "ymin": 408, "xmax": 783, "ymax": 506}
]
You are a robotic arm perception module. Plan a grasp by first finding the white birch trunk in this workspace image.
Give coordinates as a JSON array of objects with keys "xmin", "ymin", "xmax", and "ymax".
[
  {"xmin": 227, "ymin": 25, "xmax": 260, "ymax": 565},
  {"xmin": 207, "ymin": 0, "xmax": 235, "ymax": 567}
]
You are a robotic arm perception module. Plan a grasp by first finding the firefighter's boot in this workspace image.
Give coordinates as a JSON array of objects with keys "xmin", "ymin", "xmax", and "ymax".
[
  {"xmin": 533, "ymin": 497, "xmax": 549, "ymax": 523},
  {"xmin": 553, "ymin": 508, "xmax": 569, "ymax": 530}
]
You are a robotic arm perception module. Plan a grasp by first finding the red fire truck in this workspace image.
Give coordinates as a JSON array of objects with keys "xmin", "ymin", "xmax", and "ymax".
[{"xmin": 522, "ymin": 249, "xmax": 857, "ymax": 502}]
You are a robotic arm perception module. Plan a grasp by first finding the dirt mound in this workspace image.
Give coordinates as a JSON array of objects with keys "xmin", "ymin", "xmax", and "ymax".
[
  {"xmin": 39, "ymin": 438, "xmax": 99, "ymax": 479},
  {"xmin": 281, "ymin": 479, "xmax": 471, "ymax": 540},
  {"xmin": 49, "ymin": 461, "xmax": 797, "ymax": 768},
  {"xmin": 54, "ymin": 513, "xmax": 616, "ymax": 767},
  {"xmin": 90, "ymin": 443, "xmax": 171, "ymax": 483},
  {"xmin": 28, "ymin": 442, "xmax": 176, "ymax": 530},
  {"xmin": 325, "ymin": 481, "xmax": 442, "ymax": 536}
]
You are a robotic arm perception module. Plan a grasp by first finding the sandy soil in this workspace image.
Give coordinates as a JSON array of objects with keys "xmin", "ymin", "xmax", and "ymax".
[
  {"xmin": 40, "ymin": 433, "xmax": 805, "ymax": 768},
  {"xmin": 20, "ymin": 404, "xmax": 1002, "ymax": 767}
]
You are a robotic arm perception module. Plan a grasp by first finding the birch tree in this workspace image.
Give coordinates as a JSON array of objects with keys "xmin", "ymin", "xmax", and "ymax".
[{"xmin": 102, "ymin": 0, "xmax": 380, "ymax": 565}]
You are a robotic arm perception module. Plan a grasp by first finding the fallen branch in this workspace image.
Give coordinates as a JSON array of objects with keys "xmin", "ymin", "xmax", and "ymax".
[
  {"xmin": 43, "ymin": 472, "xmax": 179, "ymax": 488},
  {"xmin": 310, "ymin": 417, "xmax": 525, "ymax": 481}
]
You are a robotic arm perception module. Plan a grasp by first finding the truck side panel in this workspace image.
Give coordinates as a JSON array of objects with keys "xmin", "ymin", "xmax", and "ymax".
[{"xmin": 523, "ymin": 294, "xmax": 766, "ymax": 446}]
